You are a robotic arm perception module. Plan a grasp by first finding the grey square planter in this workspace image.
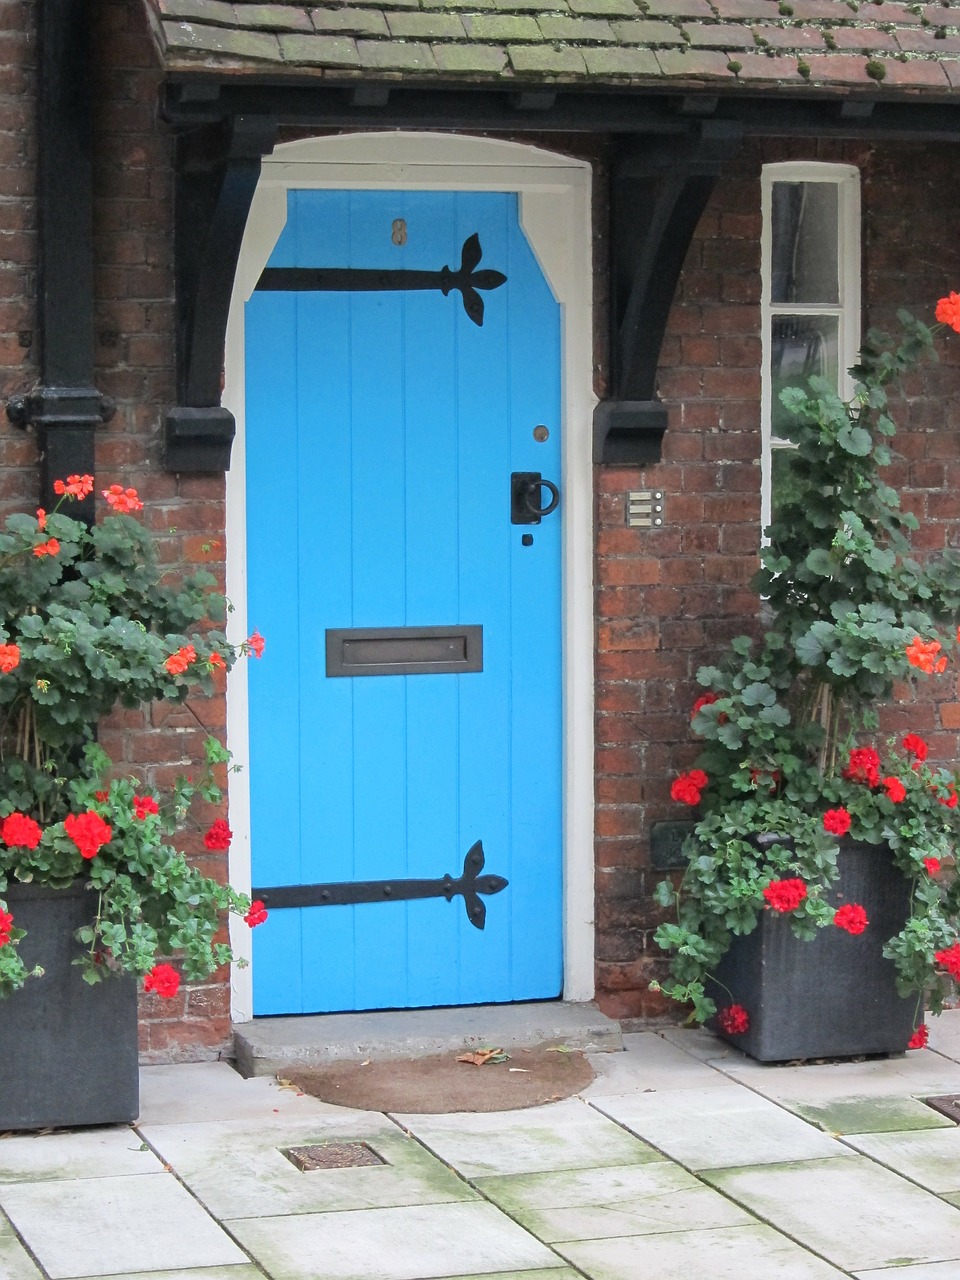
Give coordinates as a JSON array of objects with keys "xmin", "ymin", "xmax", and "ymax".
[
  {"xmin": 0, "ymin": 880, "xmax": 139, "ymax": 1129},
  {"xmin": 710, "ymin": 842, "xmax": 919, "ymax": 1062}
]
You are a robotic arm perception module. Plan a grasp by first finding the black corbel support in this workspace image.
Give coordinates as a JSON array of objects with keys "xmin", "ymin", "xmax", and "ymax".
[
  {"xmin": 594, "ymin": 120, "xmax": 742, "ymax": 467},
  {"xmin": 166, "ymin": 114, "xmax": 276, "ymax": 472}
]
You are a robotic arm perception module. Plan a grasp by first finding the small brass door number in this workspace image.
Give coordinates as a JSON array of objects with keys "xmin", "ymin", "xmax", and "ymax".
[
  {"xmin": 627, "ymin": 491, "xmax": 664, "ymax": 528},
  {"xmin": 391, "ymin": 218, "xmax": 407, "ymax": 246}
]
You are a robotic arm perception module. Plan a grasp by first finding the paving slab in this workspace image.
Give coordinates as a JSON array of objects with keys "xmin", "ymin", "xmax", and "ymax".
[
  {"xmin": 855, "ymin": 1264, "xmax": 960, "ymax": 1279},
  {"xmin": 0, "ymin": 1128, "xmax": 163, "ymax": 1183},
  {"xmin": 583, "ymin": 1031, "xmax": 739, "ymax": 1096},
  {"xmin": 843, "ymin": 1127, "xmax": 960, "ymax": 1194},
  {"xmin": 226, "ymin": 1200, "xmax": 560, "ymax": 1280},
  {"xmin": 557, "ymin": 1222, "xmax": 849, "ymax": 1279},
  {"xmin": 436, "ymin": 1272, "xmax": 580, "ymax": 1280},
  {"xmin": 791, "ymin": 1094, "xmax": 953, "ymax": 1134},
  {"xmin": 929, "ymin": 1013, "xmax": 960, "ymax": 1063},
  {"xmin": 80, "ymin": 1271, "xmax": 263, "ymax": 1280},
  {"xmin": 704, "ymin": 1155, "xmax": 960, "ymax": 1271},
  {"xmin": 592, "ymin": 1085, "xmax": 851, "ymax": 1170},
  {"xmin": 474, "ymin": 1161, "xmax": 753, "ymax": 1241},
  {"xmin": 0, "ymin": 1173, "xmax": 248, "ymax": 1279},
  {"xmin": 138, "ymin": 1061, "xmax": 353, "ymax": 1125},
  {"xmin": 234, "ymin": 1002, "xmax": 622, "ymax": 1075},
  {"xmin": 142, "ymin": 1118, "xmax": 477, "ymax": 1218},
  {"xmin": 0, "ymin": 1214, "xmax": 42, "ymax": 1280},
  {"xmin": 716, "ymin": 1046, "xmax": 960, "ymax": 1107},
  {"xmin": 394, "ymin": 1098, "xmax": 662, "ymax": 1178}
]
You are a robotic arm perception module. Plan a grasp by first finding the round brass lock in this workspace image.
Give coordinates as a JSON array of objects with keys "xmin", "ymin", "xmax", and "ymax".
[{"xmin": 533, "ymin": 425, "xmax": 549, "ymax": 442}]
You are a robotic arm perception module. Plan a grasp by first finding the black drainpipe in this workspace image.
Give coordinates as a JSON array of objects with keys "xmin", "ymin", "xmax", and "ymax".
[{"xmin": 5, "ymin": 0, "xmax": 112, "ymax": 519}]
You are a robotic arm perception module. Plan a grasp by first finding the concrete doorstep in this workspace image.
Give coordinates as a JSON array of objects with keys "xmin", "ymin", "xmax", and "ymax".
[{"xmin": 233, "ymin": 1001, "xmax": 623, "ymax": 1076}]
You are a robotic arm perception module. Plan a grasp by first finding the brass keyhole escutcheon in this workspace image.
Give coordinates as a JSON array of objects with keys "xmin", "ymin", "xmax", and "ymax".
[
  {"xmin": 533, "ymin": 425, "xmax": 549, "ymax": 442},
  {"xmin": 392, "ymin": 218, "xmax": 408, "ymax": 246}
]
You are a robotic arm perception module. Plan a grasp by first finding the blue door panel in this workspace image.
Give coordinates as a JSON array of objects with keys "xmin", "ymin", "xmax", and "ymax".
[{"xmin": 246, "ymin": 188, "xmax": 562, "ymax": 1013}]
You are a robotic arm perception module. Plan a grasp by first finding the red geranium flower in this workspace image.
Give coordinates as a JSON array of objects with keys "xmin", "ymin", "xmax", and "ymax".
[
  {"xmin": 102, "ymin": 484, "xmax": 144, "ymax": 513},
  {"xmin": 762, "ymin": 878, "xmax": 807, "ymax": 913},
  {"xmin": 717, "ymin": 1004, "xmax": 750, "ymax": 1035},
  {"xmin": 0, "ymin": 908, "xmax": 13, "ymax": 947},
  {"xmin": 244, "ymin": 900, "xmax": 268, "ymax": 928},
  {"xmin": 905, "ymin": 637, "xmax": 947, "ymax": 675},
  {"xmin": 95, "ymin": 790, "xmax": 109, "ymax": 803},
  {"xmin": 203, "ymin": 819, "xmax": 233, "ymax": 851},
  {"xmin": 935, "ymin": 291, "xmax": 960, "ymax": 333},
  {"xmin": 0, "ymin": 644, "xmax": 19, "ymax": 674},
  {"xmin": 834, "ymin": 903, "xmax": 868, "ymax": 935},
  {"xmin": 907, "ymin": 1023, "xmax": 929, "ymax": 1050},
  {"xmin": 671, "ymin": 769, "xmax": 708, "ymax": 806},
  {"xmin": 53, "ymin": 474, "xmax": 94, "ymax": 500},
  {"xmin": 164, "ymin": 644, "xmax": 197, "ymax": 676},
  {"xmin": 935, "ymin": 943, "xmax": 960, "ymax": 979},
  {"xmin": 883, "ymin": 777, "xmax": 907, "ymax": 804},
  {"xmin": 823, "ymin": 808, "xmax": 852, "ymax": 836},
  {"xmin": 64, "ymin": 811, "xmax": 113, "ymax": 860},
  {"xmin": 36, "ymin": 508, "xmax": 46, "ymax": 530},
  {"xmin": 32, "ymin": 537, "xmax": 60, "ymax": 558},
  {"xmin": 923, "ymin": 857, "xmax": 941, "ymax": 876},
  {"xmin": 208, "ymin": 652, "xmax": 226, "ymax": 670},
  {"xmin": 246, "ymin": 629, "xmax": 265, "ymax": 659},
  {"xmin": 843, "ymin": 747, "xmax": 881, "ymax": 788},
  {"xmin": 0, "ymin": 812, "xmax": 42, "ymax": 850},
  {"xmin": 902, "ymin": 733, "xmax": 929, "ymax": 763},
  {"xmin": 938, "ymin": 784, "xmax": 959, "ymax": 810},
  {"xmin": 143, "ymin": 962, "xmax": 180, "ymax": 998},
  {"xmin": 133, "ymin": 795, "xmax": 159, "ymax": 820}
]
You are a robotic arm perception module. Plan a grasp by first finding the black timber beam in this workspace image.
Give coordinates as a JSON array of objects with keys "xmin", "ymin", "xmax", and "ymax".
[
  {"xmin": 594, "ymin": 120, "xmax": 742, "ymax": 466},
  {"xmin": 166, "ymin": 114, "xmax": 276, "ymax": 472},
  {"xmin": 5, "ymin": 0, "xmax": 113, "ymax": 519}
]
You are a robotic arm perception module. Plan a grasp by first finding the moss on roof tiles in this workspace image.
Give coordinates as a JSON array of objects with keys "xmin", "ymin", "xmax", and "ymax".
[{"xmin": 143, "ymin": 0, "xmax": 960, "ymax": 95}]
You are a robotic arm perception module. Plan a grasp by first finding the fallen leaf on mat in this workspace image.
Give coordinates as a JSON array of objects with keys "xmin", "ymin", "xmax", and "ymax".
[{"xmin": 456, "ymin": 1047, "xmax": 510, "ymax": 1066}]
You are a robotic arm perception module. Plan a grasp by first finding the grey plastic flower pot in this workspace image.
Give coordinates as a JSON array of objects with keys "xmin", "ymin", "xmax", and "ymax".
[
  {"xmin": 0, "ymin": 880, "xmax": 139, "ymax": 1129},
  {"xmin": 710, "ymin": 841, "xmax": 919, "ymax": 1062}
]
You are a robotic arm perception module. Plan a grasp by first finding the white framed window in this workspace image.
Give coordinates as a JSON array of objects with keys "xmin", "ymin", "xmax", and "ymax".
[{"xmin": 760, "ymin": 161, "xmax": 861, "ymax": 533}]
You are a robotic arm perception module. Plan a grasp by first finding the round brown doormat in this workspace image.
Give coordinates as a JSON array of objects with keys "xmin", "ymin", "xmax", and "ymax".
[{"xmin": 284, "ymin": 1046, "xmax": 595, "ymax": 1114}]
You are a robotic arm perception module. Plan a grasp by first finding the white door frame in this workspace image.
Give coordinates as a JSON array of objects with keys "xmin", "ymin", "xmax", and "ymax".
[{"xmin": 222, "ymin": 132, "xmax": 596, "ymax": 1022}]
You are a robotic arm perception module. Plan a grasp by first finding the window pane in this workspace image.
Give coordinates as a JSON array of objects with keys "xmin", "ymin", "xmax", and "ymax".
[
  {"xmin": 770, "ymin": 446, "xmax": 801, "ymax": 527},
  {"xmin": 770, "ymin": 314, "xmax": 839, "ymax": 439},
  {"xmin": 771, "ymin": 182, "xmax": 839, "ymax": 305}
]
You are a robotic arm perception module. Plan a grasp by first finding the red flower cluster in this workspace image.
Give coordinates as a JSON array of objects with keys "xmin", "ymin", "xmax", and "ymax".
[
  {"xmin": 32, "ymin": 537, "xmax": 60, "ymax": 559},
  {"xmin": 208, "ymin": 652, "xmax": 226, "ymax": 670},
  {"xmin": 102, "ymin": 484, "xmax": 144, "ymax": 513},
  {"xmin": 823, "ymin": 808, "xmax": 852, "ymax": 836},
  {"xmin": 937, "ymin": 784, "xmax": 959, "ymax": 810},
  {"xmin": 882, "ymin": 777, "xmax": 907, "ymax": 804},
  {"xmin": 165, "ymin": 645, "xmax": 197, "ymax": 676},
  {"xmin": 143, "ymin": 962, "xmax": 180, "ymax": 998},
  {"xmin": 935, "ymin": 943, "xmax": 960, "ymax": 979},
  {"xmin": 717, "ymin": 1004, "xmax": 750, "ymax": 1035},
  {"xmin": 244, "ymin": 900, "xmax": 268, "ymax": 928},
  {"xmin": 204, "ymin": 819, "xmax": 233, "ymax": 851},
  {"xmin": 762, "ymin": 878, "xmax": 807, "ymax": 913},
  {"xmin": 902, "ymin": 733, "xmax": 928, "ymax": 763},
  {"xmin": 0, "ymin": 907, "xmax": 12, "ymax": 947},
  {"xmin": 0, "ymin": 644, "xmax": 19, "ymax": 673},
  {"xmin": 246, "ymin": 630, "xmax": 266, "ymax": 659},
  {"xmin": 907, "ymin": 1024, "xmax": 930, "ymax": 1050},
  {"xmin": 53, "ymin": 474, "xmax": 94, "ymax": 500},
  {"xmin": 36, "ymin": 508, "xmax": 45, "ymax": 530},
  {"xmin": 670, "ymin": 769, "xmax": 708, "ymax": 806},
  {"xmin": 905, "ymin": 637, "xmax": 947, "ymax": 675},
  {"xmin": 843, "ymin": 747, "xmax": 881, "ymax": 788},
  {"xmin": 133, "ymin": 795, "xmax": 159, "ymax": 821},
  {"xmin": 0, "ymin": 812, "xmax": 42, "ymax": 849},
  {"xmin": 834, "ymin": 903, "xmax": 868, "ymax": 935},
  {"xmin": 936, "ymin": 292, "xmax": 960, "ymax": 333},
  {"xmin": 923, "ymin": 857, "xmax": 941, "ymax": 876},
  {"xmin": 64, "ymin": 811, "xmax": 113, "ymax": 860}
]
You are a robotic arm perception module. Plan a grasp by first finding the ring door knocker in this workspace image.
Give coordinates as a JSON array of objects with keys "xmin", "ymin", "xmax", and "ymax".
[{"xmin": 510, "ymin": 472, "xmax": 560, "ymax": 525}]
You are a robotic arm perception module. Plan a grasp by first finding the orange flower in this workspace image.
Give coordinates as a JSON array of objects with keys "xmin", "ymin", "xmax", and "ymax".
[
  {"xmin": 246, "ymin": 629, "xmax": 265, "ymax": 659},
  {"xmin": 0, "ymin": 644, "xmax": 20, "ymax": 673},
  {"xmin": 906, "ymin": 637, "xmax": 947, "ymax": 675},
  {"xmin": 36, "ymin": 509, "xmax": 46, "ymax": 530},
  {"xmin": 164, "ymin": 644, "xmax": 197, "ymax": 676},
  {"xmin": 208, "ymin": 652, "xmax": 226, "ymax": 670},
  {"xmin": 935, "ymin": 291, "xmax": 960, "ymax": 334},
  {"xmin": 53, "ymin": 474, "xmax": 94, "ymax": 500},
  {"xmin": 102, "ymin": 484, "xmax": 143, "ymax": 513},
  {"xmin": 32, "ymin": 538, "xmax": 60, "ymax": 558}
]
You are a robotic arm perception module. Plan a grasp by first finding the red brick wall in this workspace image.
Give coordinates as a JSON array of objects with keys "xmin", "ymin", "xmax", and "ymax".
[{"xmin": 594, "ymin": 135, "xmax": 960, "ymax": 1022}]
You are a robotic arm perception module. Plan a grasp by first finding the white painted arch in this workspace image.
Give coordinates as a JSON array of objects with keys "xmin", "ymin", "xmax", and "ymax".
[{"xmin": 223, "ymin": 132, "xmax": 596, "ymax": 1022}]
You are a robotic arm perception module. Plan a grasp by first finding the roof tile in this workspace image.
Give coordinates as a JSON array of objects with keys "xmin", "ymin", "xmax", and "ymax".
[
  {"xmin": 278, "ymin": 31, "xmax": 360, "ymax": 62},
  {"xmin": 582, "ymin": 44, "xmax": 661, "ymax": 73},
  {"xmin": 711, "ymin": 0, "xmax": 780, "ymax": 17},
  {"xmin": 565, "ymin": 0, "xmax": 642, "ymax": 16},
  {"xmin": 233, "ymin": 4, "xmax": 314, "ymax": 31},
  {"xmin": 612, "ymin": 18, "xmax": 686, "ymax": 44},
  {"xmin": 309, "ymin": 8, "xmax": 390, "ymax": 36},
  {"xmin": 385, "ymin": 10, "xmax": 466, "ymax": 38},
  {"xmin": 897, "ymin": 28, "xmax": 960, "ymax": 56},
  {"xmin": 642, "ymin": 0, "xmax": 716, "ymax": 16},
  {"xmin": 431, "ymin": 40, "xmax": 509, "ymax": 69},
  {"xmin": 655, "ymin": 46, "xmax": 739, "ymax": 77},
  {"xmin": 508, "ymin": 42, "xmax": 588, "ymax": 71},
  {"xmin": 356, "ymin": 36, "xmax": 439, "ymax": 68},
  {"xmin": 687, "ymin": 22, "xmax": 763, "ymax": 49},
  {"xmin": 730, "ymin": 49, "xmax": 808, "ymax": 80},
  {"xmin": 461, "ymin": 13, "xmax": 543, "ymax": 40},
  {"xmin": 161, "ymin": 18, "xmax": 282, "ymax": 58},
  {"xmin": 156, "ymin": 0, "xmax": 236, "ymax": 24},
  {"xmin": 753, "ymin": 24, "xmax": 825, "ymax": 50},
  {"xmin": 830, "ymin": 26, "xmax": 900, "ymax": 52},
  {"xmin": 537, "ymin": 15, "xmax": 616, "ymax": 41}
]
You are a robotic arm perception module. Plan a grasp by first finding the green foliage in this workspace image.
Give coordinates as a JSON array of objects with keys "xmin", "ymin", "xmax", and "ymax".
[{"xmin": 654, "ymin": 308, "xmax": 960, "ymax": 1029}]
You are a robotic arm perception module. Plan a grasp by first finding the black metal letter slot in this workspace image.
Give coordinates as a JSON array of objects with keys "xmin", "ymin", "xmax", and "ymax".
[{"xmin": 326, "ymin": 625, "xmax": 483, "ymax": 677}]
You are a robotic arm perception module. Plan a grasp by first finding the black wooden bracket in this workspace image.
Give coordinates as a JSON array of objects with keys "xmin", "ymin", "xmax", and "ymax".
[
  {"xmin": 5, "ymin": 0, "xmax": 113, "ymax": 519},
  {"xmin": 166, "ymin": 113, "xmax": 277, "ymax": 472},
  {"xmin": 594, "ymin": 119, "xmax": 742, "ymax": 466}
]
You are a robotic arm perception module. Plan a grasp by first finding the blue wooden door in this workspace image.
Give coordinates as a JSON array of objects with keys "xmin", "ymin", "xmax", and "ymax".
[{"xmin": 244, "ymin": 189, "xmax": 562, "ymax": 1013}]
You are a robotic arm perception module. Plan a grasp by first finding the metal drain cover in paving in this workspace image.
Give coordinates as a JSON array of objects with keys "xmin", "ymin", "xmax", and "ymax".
[
  {"xmin": 281, "ymin": 1142, "xmax": 386, "ymax": 1171},
  {"xmin": 922, "ymin": 1095, "xmax": 960, "ymax": 1123}
]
